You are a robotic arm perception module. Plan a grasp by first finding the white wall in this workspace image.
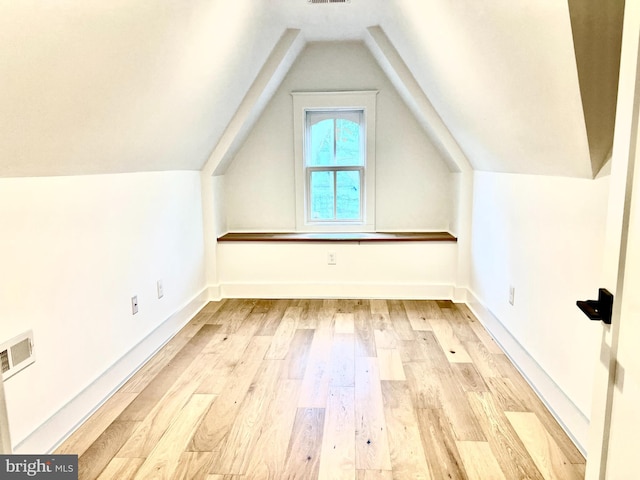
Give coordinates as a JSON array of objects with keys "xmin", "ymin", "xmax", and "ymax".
[
  {"xmin": 212, "ymin": 41, "xmax": 459, "ymax": 299},
  {"xmin": 381, "ymin": 0, "xmax": 592, "ymax": 177},
  {"xmin": 0, "ymin": 171, "xmax": 206, "ymax": 451},
  {"xmin": 469, "ymin": 171, "xmax": 609, "ymax": 449},
  {"xmin": 218, "ymin": 241, "xmax": 457, "ymax": 299},
  {"xmin": 0, "ymin": 0, "xmax": 285, "ymax": 177},
  {"xmin": 222, "ymin": 41, "xmax": 455, "ymax": 233}
]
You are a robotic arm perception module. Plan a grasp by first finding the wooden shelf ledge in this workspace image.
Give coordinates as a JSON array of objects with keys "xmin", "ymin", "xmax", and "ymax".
[{"xmin": 217, "ymin": 232, "xmax": 457, "ymax": 243}]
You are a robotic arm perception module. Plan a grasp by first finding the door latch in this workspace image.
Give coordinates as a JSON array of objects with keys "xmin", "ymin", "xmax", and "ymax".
[{"xmin": 577, "ymin": 288, "xmax": 613, "ymax": 325}]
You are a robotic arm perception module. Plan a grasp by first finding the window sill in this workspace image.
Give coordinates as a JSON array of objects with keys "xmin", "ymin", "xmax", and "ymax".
[{"xmin": 217, "ymin": 232, "xmax": 457, "ymax": 243}]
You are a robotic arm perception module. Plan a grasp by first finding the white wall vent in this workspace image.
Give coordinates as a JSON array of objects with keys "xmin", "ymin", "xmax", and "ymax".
[
  {"xmin": 1, "ymin": 331, "xmax": 35, "ymax": 381},
  {"xmin": 308, "ymin": 0, "xmax": 351, "ymax": 4}
]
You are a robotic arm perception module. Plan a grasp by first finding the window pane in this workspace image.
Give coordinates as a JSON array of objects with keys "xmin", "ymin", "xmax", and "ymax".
[
  {"xmin": 336, "ymin": 170, "xmax": 361, "ymax": 220},
  {"xmin": 309, "ymin": 119, "xmax": 334, "ymax": 166},
  {"xmin": 310, "ymin": 170, "xmax": 335, "ymax": 220},
  {"xmin": 335, "ymin": 119, "xmax": 361, "ymax": 166}
]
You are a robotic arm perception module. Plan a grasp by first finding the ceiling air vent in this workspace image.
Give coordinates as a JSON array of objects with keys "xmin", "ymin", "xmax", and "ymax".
[
  {"xmin": 0, "ymin": 351, "xmax": 9, "ymax": 374},
  {"xmin": 308, "ymin": 0, "xmax": 351, "ymax": 4},
  {"xmin": 0, "ymin": 331, "xmax": 35, "ymax": 381}
]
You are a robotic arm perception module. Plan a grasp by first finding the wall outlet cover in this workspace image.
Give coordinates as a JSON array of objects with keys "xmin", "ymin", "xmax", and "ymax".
[{"xmin": 132, "ymin": 296, "xmax": 139, "ymax": 315}]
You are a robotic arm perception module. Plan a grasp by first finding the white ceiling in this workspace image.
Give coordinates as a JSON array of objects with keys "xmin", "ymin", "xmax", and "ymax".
[
  {"xmin": 0, "ymin": 0, "xmax": 614, "ymax": 178},
  {"xmin": 268, "ymin": 0, "xmax": 389, "ymax": 41}
]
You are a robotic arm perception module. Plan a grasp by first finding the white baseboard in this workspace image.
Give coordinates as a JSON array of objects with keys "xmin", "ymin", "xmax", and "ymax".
[
  {"xmin": 453, "ymin": 287, "xmax": 469, "ymax": 303},
  {"xmin": 465, "ymin": 289, "xmax": 588, "ymax": 455},
  {"xmin": 14, "ymin": 287, "xmax": 210, "ymax": 454},
  {"xmin": 219, "ymin": 282, "xmax": 455, "ymax": 300},
  {"xmin": 207, "ymin": 284, "xmax": 222, "ymax": 301},
  {"xmin": 15, "ymin": 285, "xmax": 587, "ymax": 457}
]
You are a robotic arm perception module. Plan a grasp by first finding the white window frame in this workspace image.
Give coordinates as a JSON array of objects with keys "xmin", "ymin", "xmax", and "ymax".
[
  {"xmin": 292, "ymin": 91, "xmax": 378, "ymax": 232},
  {"xmin": 305, "ymin": 109, "xmax": 365, "ymax": 223}
]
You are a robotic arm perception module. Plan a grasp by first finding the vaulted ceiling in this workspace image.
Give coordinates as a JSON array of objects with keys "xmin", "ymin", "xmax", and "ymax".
[{"xmin": 0, "ymin": 0, "xmax": 623, "ymax": 178}]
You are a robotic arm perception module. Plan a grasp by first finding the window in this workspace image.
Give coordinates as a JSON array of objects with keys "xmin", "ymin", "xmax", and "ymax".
[
  {"xmin": 306, "ymin": 110, "xmax": 363, "ymax": 222},
  {"xmin": 293, "ymin": 91, "xmax": 377, "ymax": 231}
]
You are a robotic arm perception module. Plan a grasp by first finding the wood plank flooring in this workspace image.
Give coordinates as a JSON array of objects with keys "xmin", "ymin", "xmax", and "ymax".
[{"xmin": 56, "ymin": 299, "xmax": 585, "ymax": 479}]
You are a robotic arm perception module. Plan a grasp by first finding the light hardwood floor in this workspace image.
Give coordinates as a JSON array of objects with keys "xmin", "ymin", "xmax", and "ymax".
[{"xmin": 56, "ymin": 299, "xmax": 586, "ymax": 479}]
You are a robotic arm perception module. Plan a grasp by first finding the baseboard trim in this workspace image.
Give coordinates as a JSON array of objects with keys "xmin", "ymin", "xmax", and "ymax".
[
  {"xmin": 453, "ymin": 287, "xmax": 469, "ymax": 303},
  {"xmin": 14, "ymin": 287, "xmax": 209, "ymax": 454},
  {"xmin": 219, "ymin": 282, "xmax": 455, "ymax": 300},
  {"xmin": 465, "ymin": 289, "xmax": 589, "ymax": 456},
  {"xmin": 15, "ymin": 286, "xmax": 588, "ymax": 457},
  {"xmin": 207, "ymin": 284, "xmax": 222, "ymax": 301}
]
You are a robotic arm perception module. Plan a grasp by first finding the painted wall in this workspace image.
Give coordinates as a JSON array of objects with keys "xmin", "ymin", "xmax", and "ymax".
[
  {"xmin": 381, "ymin": 0, "xmax": 592, "ymax": 177},
  {"xmin": 0, "ymin": 171, "xmax": 206, "ymax": 450},
  {"xmin": 222, "ymin": 41, "xmax": 455, "ymax": 233},
  {"xmin": 0, "ymin": 0, "xmax": 284, "ymax": 177},
  {"xmin": 469, "ymin": 171, "xmax": 609, "ymax": 446},
  {"xmin": 218, "ymin": 241, "xmax": 457, "ymax": 299}
]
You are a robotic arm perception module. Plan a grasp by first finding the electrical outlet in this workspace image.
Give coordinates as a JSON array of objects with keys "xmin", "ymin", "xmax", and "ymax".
[
  {"xmin": 509, "ymin": 286, "xmax": 515, "ymax": 306},
  {"xmin": 131, "ymin": 296, "xmax": 139, "ymax": 315},
  {"xmin": 328, "ymin": 252, "xmax": 337, "ymax": 265},
  {"xmin": 157, "ymin": 280, "xmax": 164, "ymax": 299}
]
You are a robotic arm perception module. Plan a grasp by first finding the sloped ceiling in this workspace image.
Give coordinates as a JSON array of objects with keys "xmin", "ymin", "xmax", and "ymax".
[
  {"xmin": 0, "ymin": 0, "xmax": 285, "ymax": 177},
  {"xmin": 0, "ymin": 0, "xmax": 621, "ymax": 178},
  {"xmin": 568, "ymin": 0, "xmax": 625, "ymax": 176},
  {"xmin": 378, "ymin": 0, "xmax": 594, "ymax": 178}
]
